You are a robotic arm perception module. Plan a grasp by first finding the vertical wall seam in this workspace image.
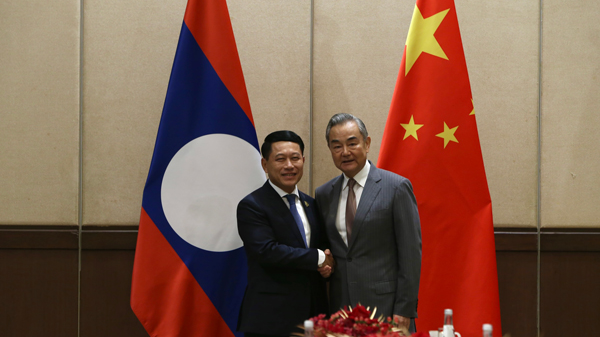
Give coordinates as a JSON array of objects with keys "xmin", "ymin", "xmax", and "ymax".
[
  {"xmin": 309, "ymin": 0, "xmax": 315, "ymax": 195},
  {"xmin": 536, "ymin": 0, "xmax": 544, "ymax": 335},
  {"xmin": 77, "ymin": 0, "xmax": 84, "ymax": 336}
]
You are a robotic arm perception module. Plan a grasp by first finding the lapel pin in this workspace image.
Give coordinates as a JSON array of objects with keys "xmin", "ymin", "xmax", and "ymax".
[{"xmin": 304, "ymin": 201, "xmax": 309, "ymax": 207}]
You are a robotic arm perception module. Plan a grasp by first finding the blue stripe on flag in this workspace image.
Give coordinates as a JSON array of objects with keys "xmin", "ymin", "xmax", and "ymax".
[{"xmin": 142, "ymin": 22, "xmax": 254, "ymax": 336}]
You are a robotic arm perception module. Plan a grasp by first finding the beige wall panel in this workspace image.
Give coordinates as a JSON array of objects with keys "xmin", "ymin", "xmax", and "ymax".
[
  {"xmin": 459, "ymin": 0, "xmax": 540, "ymax": 227},
  {"xmin": 0, "ymin": 0, "xmax": 80, "ymax": 225},
  {"xmin": 82, "ymin": 0, "xmax": 187, "ymax": 225},
  {"xmin": 541, "ymin": 0, "xmax": 600, "ymax": 228},
  {"xmin": 228, "ymin": 0, "xmax": 312, "ymax": 193},
  {"xmin": 312, "ymin": 1, "xmax": 411, "ymax": 193}
]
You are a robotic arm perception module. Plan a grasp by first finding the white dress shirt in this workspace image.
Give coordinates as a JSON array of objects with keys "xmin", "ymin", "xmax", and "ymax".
[{"xmin": 335, "ymin": 160, "xmax": 371, "ymax": 246}]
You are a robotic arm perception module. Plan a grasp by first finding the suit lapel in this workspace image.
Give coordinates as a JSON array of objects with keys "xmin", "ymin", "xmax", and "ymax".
[
  {"xmin": 328, "ymin": 175, "xmax": 347, "ymax": 249},
  {"xmin": 262, "ymin": 182, "xmax": 307, "ymax": 248},
  {"xmin": 299, "ymin": 193, "xmax": 316, "ymax": 247},
  {"xmin": 348, "ymin": 165, "xmax": 382, "ymax": 250}
]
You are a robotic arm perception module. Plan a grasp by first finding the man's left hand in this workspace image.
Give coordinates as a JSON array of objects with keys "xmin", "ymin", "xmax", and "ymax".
[{"xmin": 393, "ymin": 315, "xmax": 410, "ymax": 333}]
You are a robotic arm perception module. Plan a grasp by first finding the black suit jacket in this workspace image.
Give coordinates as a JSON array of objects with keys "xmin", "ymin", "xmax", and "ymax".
[{"xmin": 237, "ymin": 181, "xmax": 328, "ymax": 336}]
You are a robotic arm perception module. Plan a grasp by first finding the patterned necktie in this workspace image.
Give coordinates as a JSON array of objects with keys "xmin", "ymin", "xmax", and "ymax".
[
  {"xmin": 345, "ymin": 178, "xmax": 357, "ymax": 242},
  {"xmin": 285, "ymin": 194, "xmax": 308, "ymax": 247}
]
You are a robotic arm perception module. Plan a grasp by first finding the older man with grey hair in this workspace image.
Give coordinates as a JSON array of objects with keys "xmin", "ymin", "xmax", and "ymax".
[{"xmin": 315, "ymin": 113, "xmax": 422, "ymax": 333}]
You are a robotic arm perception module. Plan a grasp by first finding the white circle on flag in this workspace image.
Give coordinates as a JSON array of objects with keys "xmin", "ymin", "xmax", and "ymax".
[{"xmin": 161, "ymin": 134, "xmax": 266, "ymax": 252}]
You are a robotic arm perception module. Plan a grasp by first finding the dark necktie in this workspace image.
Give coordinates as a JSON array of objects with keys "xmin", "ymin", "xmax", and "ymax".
[
  {"xmin": 345, "ymin": 178, "xmax": 357, "ymax": 242},
  {"xmin": 285, "ymin": 194, "xmax": 308, "ymax": 247}
]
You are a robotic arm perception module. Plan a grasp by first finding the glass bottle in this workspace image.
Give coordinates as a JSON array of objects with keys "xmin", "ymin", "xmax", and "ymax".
[
  {"xmin": 442, "ymin": 309, "xmax": 454, "ymax": 337},
  {"xmin": 482, "ymin": 324, "xmax": 493, "ymax": 337},
  {"xmin": 304, "ymin": 320, "xmax": 314, "ymax": 337},
  {"xmin": 443, "ymin": 309, "xmax": 453, "ymax": 326}
]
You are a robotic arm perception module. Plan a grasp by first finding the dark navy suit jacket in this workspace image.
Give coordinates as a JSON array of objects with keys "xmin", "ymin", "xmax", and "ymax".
[{"xmin": 237, "ymin": 181, "xmax": 328, "ymax": 336}]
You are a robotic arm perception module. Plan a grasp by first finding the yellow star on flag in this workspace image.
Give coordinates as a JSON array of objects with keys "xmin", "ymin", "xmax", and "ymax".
[
  {"xmin": 436, "ymin": 122, "xmax": 459, "ymax": 148},
  {"xmin": 470, "ymin": 99, "xmax": 475, "ymax": 115},
  {"xmin": 401, "ymin": 115, "xmax": 424, "ymax": 140},
  {"xmin": 404, "ymin": 6, "xmax": 450, "ymax": 75}
]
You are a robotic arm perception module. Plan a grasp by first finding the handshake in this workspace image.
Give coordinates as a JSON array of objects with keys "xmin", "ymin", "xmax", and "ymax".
[{"xmin": 317, "ymin": 249, "xmax": 335, "ymax": 278}]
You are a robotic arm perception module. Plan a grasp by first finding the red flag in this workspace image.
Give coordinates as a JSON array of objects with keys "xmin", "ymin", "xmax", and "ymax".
[
  {"xmin": 131, "ymin": 0, "xmax": 264, "ymax": 336},
  {"xmin": 378, "ymin": 1, "xmax": 502, "ymax": 336}
]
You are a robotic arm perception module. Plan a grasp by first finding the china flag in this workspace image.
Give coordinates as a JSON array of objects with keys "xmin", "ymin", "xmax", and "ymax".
[{"xmin": 377, "ymin": 0, "xmax": 502, "ymax": 336}]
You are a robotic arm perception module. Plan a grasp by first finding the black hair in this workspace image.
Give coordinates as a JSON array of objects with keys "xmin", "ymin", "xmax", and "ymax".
[{"xmin": 261, "ymin": 130, "xmax": 305, "ymax": 159}]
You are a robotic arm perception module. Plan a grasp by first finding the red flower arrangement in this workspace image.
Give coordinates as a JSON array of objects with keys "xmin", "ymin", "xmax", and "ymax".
[{"xmin": 301, "ymin": 304, "xmax": 429, "ymax": 337}]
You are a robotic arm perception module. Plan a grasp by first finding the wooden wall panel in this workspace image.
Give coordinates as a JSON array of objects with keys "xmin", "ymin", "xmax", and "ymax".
[
  {"xmin": 495, "ymin": 231, "xmax": 538, "ymax": 337},
  {"xmin": 79, "ymin": 249, "xmax": 147, "ymax": 337},
  {"xmin": 540, "ymin": 234, "xmax": 600, "ymax": 336},
  {"xmin": 496, "ymin": 251, "xmax": 537, "ymax": 337},
  {"xmin": 1, "ymin": 227, "xmax": 599, "ymax": 337},
  {"xmin": 79, "ymin": 229, "xmax": 147, "ymax": 337},
  {"xmin": 0, "ymin": 248, "xmax": 78, "ymax": 336}
]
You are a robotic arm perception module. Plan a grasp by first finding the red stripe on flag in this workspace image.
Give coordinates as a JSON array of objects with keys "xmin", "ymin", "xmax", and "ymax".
[
  {"xmin": 131, "ymin": 208, "xmax": 235, "ymax": 337},
  {"xmin": 183, "ymin": 0, "xmax": 254, "ymax": 125}
]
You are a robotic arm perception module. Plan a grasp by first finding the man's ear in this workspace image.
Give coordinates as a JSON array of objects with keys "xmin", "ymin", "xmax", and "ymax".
[{"xmin": 261, "ymin": 158, "xmax": 267, "ymax": 173}]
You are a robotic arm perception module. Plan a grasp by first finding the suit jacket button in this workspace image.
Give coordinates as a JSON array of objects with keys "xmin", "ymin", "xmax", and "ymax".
[{"xmin": 347, "ymin": 258, "xmax": 352, "ymax": 262}]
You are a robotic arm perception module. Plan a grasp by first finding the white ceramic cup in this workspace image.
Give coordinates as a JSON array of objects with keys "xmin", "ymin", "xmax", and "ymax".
[
  {"xmin": 440, "ymin": 333, "xmax": 462, "ymax": 337},
  {"xmin": 439, "ymin": 326, "xmax": 462, "ymax": 337}
]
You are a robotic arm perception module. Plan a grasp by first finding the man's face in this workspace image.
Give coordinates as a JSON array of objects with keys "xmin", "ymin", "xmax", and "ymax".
[
  {"xmin": 328, "ymin": 121, "xmax": 371, "ymax": 178},
  {"xmin": 261, "ymin": 141, "xmax": 305, "ymax": 193}
]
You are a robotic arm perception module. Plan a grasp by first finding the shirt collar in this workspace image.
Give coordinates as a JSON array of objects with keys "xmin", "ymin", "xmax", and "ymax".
[
  {"xmin": 343, "ymin": 160, "xmax": 370, "ymax": 189},
  {"xmin": 268, "ymin": 180, "xmax": 299, "ymax": 199}
]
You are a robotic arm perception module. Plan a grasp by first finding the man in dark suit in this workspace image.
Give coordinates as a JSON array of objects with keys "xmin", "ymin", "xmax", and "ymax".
[
  {"xmin": 237, "ymin": 130, "xmax": 333, "ymax": 337},
  {"xmin": 315, "ymin": 113, "xmax": 422, "ymax": 333}
]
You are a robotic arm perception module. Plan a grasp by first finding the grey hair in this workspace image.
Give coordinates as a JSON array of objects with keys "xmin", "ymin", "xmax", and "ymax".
[{"xmin": 325, "ymin": 113, "xmax": 369, "ymax": 143}]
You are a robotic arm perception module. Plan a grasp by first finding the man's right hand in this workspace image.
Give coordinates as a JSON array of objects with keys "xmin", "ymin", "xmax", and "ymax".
[{"xmin": 318, "ymin": 249, "xmax": 335, "ymax": 278}]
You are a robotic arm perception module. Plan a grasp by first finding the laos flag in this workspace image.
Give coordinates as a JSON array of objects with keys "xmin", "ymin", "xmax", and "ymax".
[{"xmin": 130, "ymin": 1, "xmax": 265, "ymax": 336}]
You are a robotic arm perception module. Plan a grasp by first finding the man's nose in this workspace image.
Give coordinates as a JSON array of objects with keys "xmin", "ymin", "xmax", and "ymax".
[{"xmin": 341, "ymin": 145, "xmax": 351, "ymax": 156}]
